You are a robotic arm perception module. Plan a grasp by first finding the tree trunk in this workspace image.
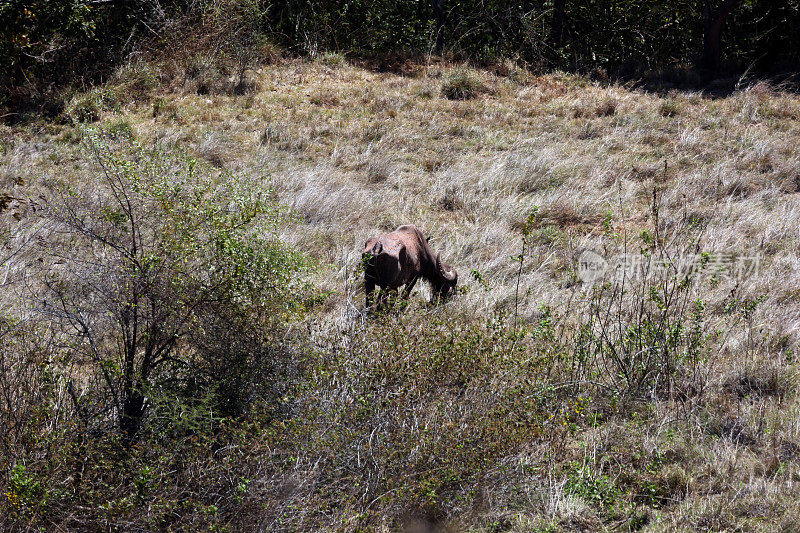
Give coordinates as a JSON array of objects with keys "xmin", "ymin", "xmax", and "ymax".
[
  {"xmin": 431, "ymin": 0, "xmax": 445, "ymax": 54},
  {"xmin": 702, "ymin": 0, "xmax": 740, "ymax": 72},
  {"xmin": 120, "ymin": 382, "xmax": 145, "ymax": 445},
  {"xmin": 549, "ymin": 0, "xmax": 566, "ymax": 49}
]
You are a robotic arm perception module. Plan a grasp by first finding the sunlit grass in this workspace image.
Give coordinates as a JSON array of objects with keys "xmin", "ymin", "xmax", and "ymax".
[{"xmin": 3, "ymin": 56, "xmax": 800, "ymax": 530}]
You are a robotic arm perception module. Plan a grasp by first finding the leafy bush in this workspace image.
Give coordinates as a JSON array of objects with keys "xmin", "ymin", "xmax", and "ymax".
[
  {"xmin": 35, "ymin": 127, "xmax": 310, "ymax": 442},
  {"xmin": 5, "ymin": 464, "xmax": 52, "ymax": 519}
]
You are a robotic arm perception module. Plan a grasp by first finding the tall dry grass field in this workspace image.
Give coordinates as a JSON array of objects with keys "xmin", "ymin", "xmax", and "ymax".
[{"xmin": 2, "ymin": 57, "xmax": 800, "ymax": 530}]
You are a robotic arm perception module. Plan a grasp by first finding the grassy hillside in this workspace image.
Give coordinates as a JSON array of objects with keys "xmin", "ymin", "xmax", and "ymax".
[{"xmin": 2, "ymin": 55, "xmax": 800, "ymax": 531}]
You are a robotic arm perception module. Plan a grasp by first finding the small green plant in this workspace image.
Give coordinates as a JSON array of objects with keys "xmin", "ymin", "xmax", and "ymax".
[
  {"xmin": 566, "ymin": 463, "xmax": 620, "ymax": 508},
  {"xmin": 470, "ymin": 268, "xmax": 489, "ymax": 289},
  {"xmin": 133, "ymin": 466, "xmax": 154, "ymax": 502},
  {"xmin": 6, "ymin": 463, "xmax": 49, "ymax": 518},
  {"xmin": 511, "ymin": 207, "xmax": 539, "ymax": 328}
]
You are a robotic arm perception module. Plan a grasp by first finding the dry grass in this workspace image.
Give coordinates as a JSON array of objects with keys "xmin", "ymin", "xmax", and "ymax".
[{"xmin": 3, "ymin": 57, "xmax": 800, "ymax": 530}]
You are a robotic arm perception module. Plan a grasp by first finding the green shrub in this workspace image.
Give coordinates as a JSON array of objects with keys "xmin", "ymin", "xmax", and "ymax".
[
  {"xmin": 547, "ymin": 207, "xmax": 761, "ymax": 403},
  {"xmin": 273, "ymin": 311, "xmax": 552, "ymax": 527},
  {"xmin": 38, "ymin": 128, "xmax": 311, "ymax": 443},
  {"xmin": 6, "ymin": 464, "xmax": 51, "ymax": 518},
  {"xmin": 566, "ymin": 462, "xmax": 621, "ymax": 508}
]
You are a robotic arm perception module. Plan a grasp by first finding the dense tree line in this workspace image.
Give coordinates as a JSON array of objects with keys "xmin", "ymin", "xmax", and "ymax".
[
  {"xmin": 269, "ymin": 0, "xmax": 798, "ymax": 73},
  {"xmin": 1, "ymin": 0, "xmax": 798, "ymax": 113}
]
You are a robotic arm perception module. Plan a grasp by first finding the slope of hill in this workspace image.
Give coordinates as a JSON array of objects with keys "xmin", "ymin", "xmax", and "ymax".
[{"xmin": 2, "ymin": 57, "xmax": 800, "ymax": 531}]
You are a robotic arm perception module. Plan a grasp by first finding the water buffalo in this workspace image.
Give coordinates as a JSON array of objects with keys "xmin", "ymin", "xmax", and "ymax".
[{"xmin": 362, "ymin": 224, "xmax": 458, "ymax": 309}]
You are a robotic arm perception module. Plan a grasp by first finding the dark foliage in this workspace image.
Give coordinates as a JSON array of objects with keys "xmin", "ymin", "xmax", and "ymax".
[
  {"xmin": 269, "ymin": 0, "xmax": 799, "ymax": 75},
  {"xmin": 0, "ymin": 1, "xmax": 196, "ymax": 117},
  {"xmin": 3, "ymin": 0, "xmax": 799, "ymax": 119}
]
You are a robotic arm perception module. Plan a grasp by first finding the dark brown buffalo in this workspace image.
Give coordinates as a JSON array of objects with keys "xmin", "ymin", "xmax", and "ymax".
[{"xmin": 362, "ymin": 224, "xmax": 458, "ymax": 309}]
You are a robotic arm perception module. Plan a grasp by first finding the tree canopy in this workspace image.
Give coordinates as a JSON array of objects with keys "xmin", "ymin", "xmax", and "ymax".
[{"xmin": 2, "ymin": 0, "xmax": 798, "ymax": 113}]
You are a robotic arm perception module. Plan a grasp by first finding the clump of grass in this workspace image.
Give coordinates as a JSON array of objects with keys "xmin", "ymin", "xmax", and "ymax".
[
  {"xmin": 718, "ymin": 174, "xmax": 760, "ymax": 198},
  {"xmin": 64, "ymin": 93, "xmax": 101, "ymax": 123},
  {"xmin": 417, "ymin": 84, "xmax": 437, "ymax": 99},
  {"xmin": 105, "ymin": 119, "xmax": 134, "ymax": 140},
  {"xmin": 197, "ymin": 133, "xmax": 229, "ymax": 167},
  {"xmin": 422, "ymin": 157, "xmax": 445, "ymax": 172},
  {"xmin": 655, "ymin": 465, "xmax": 692, "ymax": 500},
  {"xmin": 529, "ymin": 225, "xmax": 565, "ymax": 246},
  {"xmin": 704, "ymin": 414, "xmax": 758, "ymax": 446},
  {"xmin": 739, "ymin": 143, "xmax": 776, "ymax": 174},
  {"xmin": 659, "ymin": 98, "xmax": 682, "ymax": 117},
  {"xmin": 577, "ymin": 121, "xmax": 602, "ymax": 140},
  {"xmin": 309, "ymin": 89, "xmax": 340, "ymax": 107},
  {"xmin": 514, "ymin": 172, "xmax": 565, "ymax": 194},
  {"xmin": 230, "ymin": 75, "xmax": 260, "ymax": 96},
  {"xmin": 493, "ymin": 58, "xmax": 531, "ymax": 85},
  {"xmin": 501, "ymin": 153, "xmax": 567, "ymax": 194},
  {"xmin": 365, "ymin": 157, "xmax": 392, "ymax": 184},
  {"xmin": 315, "ymin": 51, "xmax": 347, "ymax": 68},
  {"xmin": 109, "ymin": 60, "xmax": 160, "ymax": 102},
  {"xmin": 437, "ymin": 184, "xmax": 465, "ymax": 211},
  {"xmin": 723, "ymin": 364, "xmax": 793, "ymax": 400},
  {"xmin": 56, "ymin": 127, "xmax": 83, "ymax": 144},
  {"xmin": 778, "ymin": 166, "xmax": 800, "ymax": 194},
  {"xmin": 441, "ymin": 69, "xmax": 484, "ymax": 100},
  {"xmin": 758, "ymin": 95, "xmax": 800, "ymax": 120},
  {"xmin": 182, "ymin": 50, "xmax": 262, "ymax": 97},
  {"xmin": 151, "ymin": 96, "xmax": 177, "ymax": 118},
  {"xmin": 259, "ymin": 124, "xmax": 306, "ymax": 152},
  {"xmin": 184, "ymin": 54, "xmax": 225, "ymax": 95},
  {"xmin": 741, "ymin": 80, "xmax": 776, "ymax": 101},
  {"xmin": 531, "ymin": 203, "xmax": 601, "ymax": 229},
  {"xmin": 595, "ymin": 97, "xmax": 618, "ymax": 116},
  {"xmin": 572, "ymin": 96, "xmax": 618, "ymax": 118}
]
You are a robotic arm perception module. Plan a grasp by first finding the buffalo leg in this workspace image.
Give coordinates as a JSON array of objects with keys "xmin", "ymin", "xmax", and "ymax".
[
  {"xmin": 376, "ymin": 289, "xmax": 390, "ymax": 311},
  {"xmin": 386, "ymin": 289, "xmax": 399, "ymax": 310},
  {"xmin": 401, "ymin": 275, "xmax": 419, "ymax": 300},
  {"xmin": 365, "ymin": 278, "xmax": 376, "ymax": 310}
]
